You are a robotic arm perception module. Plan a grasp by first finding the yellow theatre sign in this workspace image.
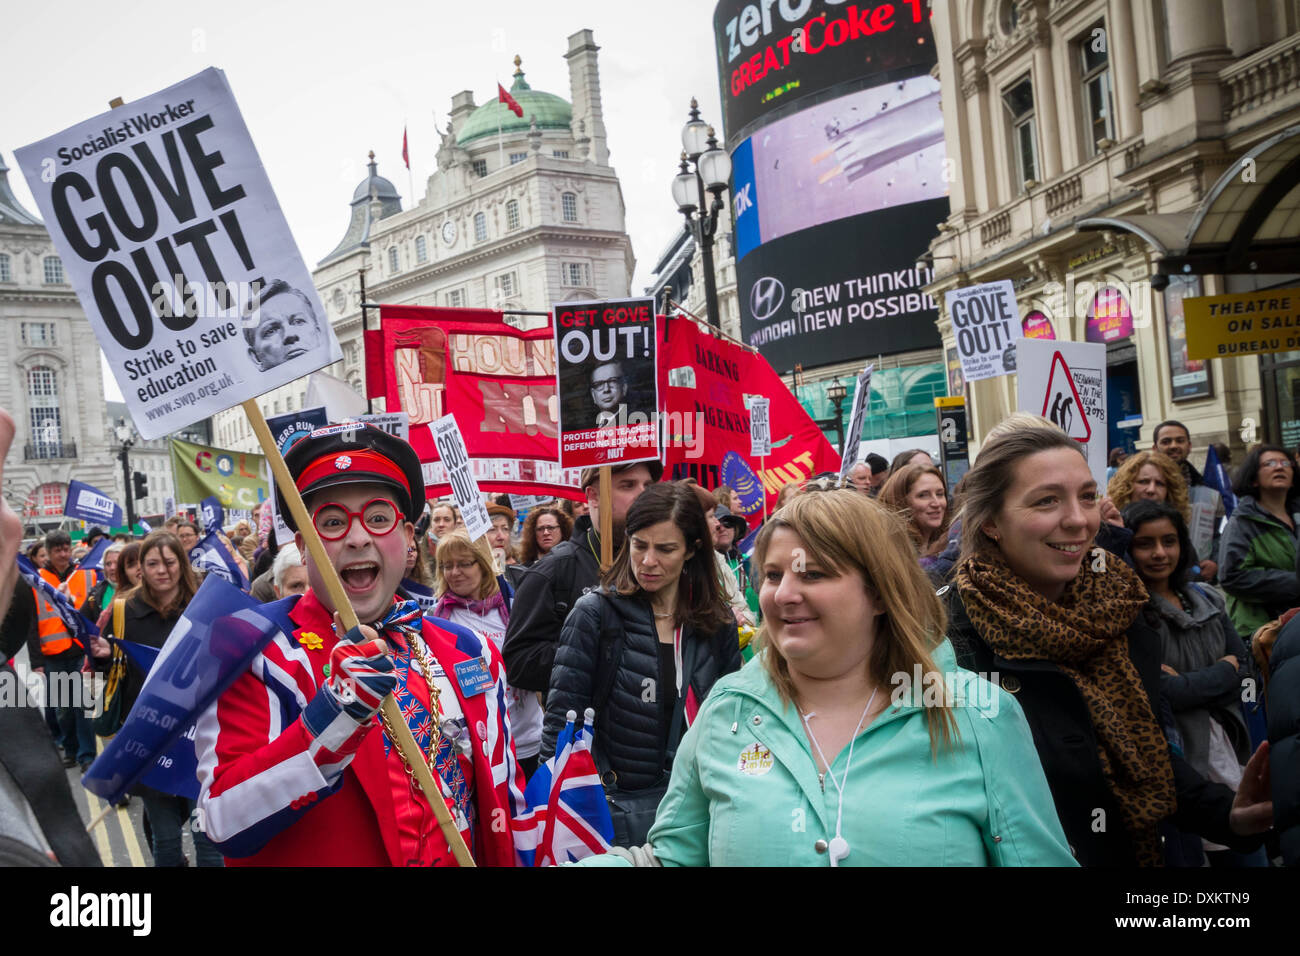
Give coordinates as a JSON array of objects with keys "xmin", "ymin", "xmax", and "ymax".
[{"xmin": 1184, "ymin": 287, "xmax": 1300, "ymax": 359}]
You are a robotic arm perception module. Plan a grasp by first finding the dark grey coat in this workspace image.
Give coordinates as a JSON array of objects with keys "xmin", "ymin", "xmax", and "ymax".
[
  {"xmin": 543, "ymin": 589, "xmax": 741, "ymax": 790},
  {"xmin": 1149, "ymin": 584, "xmax": 1251, "ymax": 773}
]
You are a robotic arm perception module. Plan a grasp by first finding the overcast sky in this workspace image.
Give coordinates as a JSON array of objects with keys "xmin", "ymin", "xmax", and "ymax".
[{"xmin": 4, "ymin": 0, "xmax": 726, "ymax": 402}]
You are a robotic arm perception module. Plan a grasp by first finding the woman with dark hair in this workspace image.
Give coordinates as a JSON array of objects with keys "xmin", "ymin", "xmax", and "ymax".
[
  {"xmin": 519, "ymin": 506, "xmax": 572, "ymax": 566},
  {"xmin": 117, "ymin": 541, "xmax": 143, "ymax": 589},
  {"xmin": 1218, "ymin": 443, "xmax": 1300, "ymax": 640},
  {"xmin": 877, "ymin": 463, "xmax": 950, "ymax": 568},
  {"xmin": 1122, "ymin": 500, "xmax": 1261, "ymax": 866},
  {"xmin": 947, "ymin": 425, "xmax": 1271, "ymax": 866},
  {"xmin": 544, "ymin": 481, "xmax": 741, "ymax": 846},
  {"xmin": 889, "ymin": 448, "xmax": 933, "ymax": 475},
  {"xmin": 90, "ymin": 531, "xmax": 222, "ymax": 867}
]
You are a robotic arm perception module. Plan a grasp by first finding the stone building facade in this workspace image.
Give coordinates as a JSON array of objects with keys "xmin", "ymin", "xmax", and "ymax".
[
  {"xmin": 213, "ymin": 29, "xmax": 636, "ymax": 453},
  {"xmin": 926, "ymin": 0, "xmax": 1300, "ymax": 457},
  {"xmin": 0, "ymin": 153, "xmax": 118, "ymax": 536}
]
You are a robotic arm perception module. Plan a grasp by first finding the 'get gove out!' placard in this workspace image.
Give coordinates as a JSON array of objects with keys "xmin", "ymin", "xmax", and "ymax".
[{"xmin": 15, "ymin": 68, "xmax": 341, "ymax": 439}]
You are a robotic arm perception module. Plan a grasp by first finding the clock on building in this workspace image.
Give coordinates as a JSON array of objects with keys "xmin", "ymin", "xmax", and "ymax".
[{"xmin": 441, "ymin": 219, "xmax": 457, "ymax": 245}]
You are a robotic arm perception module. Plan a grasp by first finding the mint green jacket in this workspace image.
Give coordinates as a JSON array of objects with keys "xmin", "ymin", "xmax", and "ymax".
[{"xmin": 597, "ymin": 642, "xmax": 1075, "ymax": 867}]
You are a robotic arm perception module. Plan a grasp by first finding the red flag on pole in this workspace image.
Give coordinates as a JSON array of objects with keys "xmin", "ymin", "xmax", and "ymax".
[
  {"xmin": 498, "ymin": 83, "xmax": 523, "ymax": 118},
  {"xmin": 401, "ymin": 126, "xmax": 410, "ymax": 169}
]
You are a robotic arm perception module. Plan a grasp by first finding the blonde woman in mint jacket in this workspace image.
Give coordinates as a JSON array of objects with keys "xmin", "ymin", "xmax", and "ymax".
[{"xmin": 583, "ymin": 491, "xmax": 1074, "ymax": 867}]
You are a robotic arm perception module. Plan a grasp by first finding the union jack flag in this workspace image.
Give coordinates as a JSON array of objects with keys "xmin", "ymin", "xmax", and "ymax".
[{"xmin": 517, "ymin": 708, "xmax": 613, "ymax": 866}]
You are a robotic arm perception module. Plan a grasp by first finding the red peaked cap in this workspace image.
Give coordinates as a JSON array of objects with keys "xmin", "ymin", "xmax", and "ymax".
[{"xmin": 278, "ymin": 422, "xmax": 426, "ymax": 532}]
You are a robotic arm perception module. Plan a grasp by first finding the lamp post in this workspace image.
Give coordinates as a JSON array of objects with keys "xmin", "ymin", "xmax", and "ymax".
[
  {"xmin": 114, "ymin": 417, "xmax": 136, "ymax": 535},
  {"xmin": 827, "ymin": 377, "xmax": 848, "ymax": 449},
  {"xmin": 671, "ymin": 98, "xmax": 732, "ymax": 331}
]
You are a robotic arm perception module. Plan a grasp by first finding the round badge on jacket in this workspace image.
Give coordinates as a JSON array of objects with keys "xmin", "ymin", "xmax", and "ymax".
[{"xmin": 737, "ymin": 742, "xmax": 774, "ymax": 775}]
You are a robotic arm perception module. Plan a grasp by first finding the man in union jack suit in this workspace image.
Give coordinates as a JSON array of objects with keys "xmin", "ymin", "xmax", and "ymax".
[{"xmin": 195, "ymin": 423, "xmax": 529, "ymax": 865}]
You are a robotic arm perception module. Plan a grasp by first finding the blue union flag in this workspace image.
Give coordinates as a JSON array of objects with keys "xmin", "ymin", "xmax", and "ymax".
[{"xmin": 82, "ymin": 575, "xmax": 291, "ymax": 803}]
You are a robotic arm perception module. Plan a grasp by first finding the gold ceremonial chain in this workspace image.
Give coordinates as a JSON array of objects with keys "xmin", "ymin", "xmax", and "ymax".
[{"xmin": 379, "ymin": 633, "xmax": 443, "ymax": 778}]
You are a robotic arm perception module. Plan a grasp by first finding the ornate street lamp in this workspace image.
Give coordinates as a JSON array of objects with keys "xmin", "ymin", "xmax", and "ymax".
[
  {"xmin": 114, "ymin": 417, "xmax": 137, "ymax": 535},
  {"xmin": 671, "ymin": 98, "xmax": 732, "ymax": 331}
]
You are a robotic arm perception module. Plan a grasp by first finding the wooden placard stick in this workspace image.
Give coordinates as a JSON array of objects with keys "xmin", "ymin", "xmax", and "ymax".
[
  {"xmin": 242, "ymin": 400, "xmax": 474, "ymax": 867},
  {"xmin": 599, "ymin": 466, "xmax": 612, "ymax": 572}
]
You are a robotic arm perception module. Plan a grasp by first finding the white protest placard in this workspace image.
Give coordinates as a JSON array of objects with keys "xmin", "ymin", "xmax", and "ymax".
[
  {"xmin": 749, "ymin": 397, "xmax": 771, "ymax": 457},
  {"xmin": 509, "ymin": 494, "xmax": 552, "ymax": 512},
  {"xmin": 1188, "ymin": 485, "xmax": 1220, "ymax": 560},
  {"xmin": 430, "ymin": 414, "xmax": 491, "ymax": 541},
  {"xmin": 839, "ymin": 364, "xmax": 874, "ymax": 478},
  {"xmin": 358, "ymin": 411, "xmax": 409, "ymax": 442},
  {"xmin": 945, "ymin": 280, "xmax": 1022, "ymax": 383},
  {"xmin": 14, "ymin": 68, "xmax": 342, "ymax": 439},
  {"xmin": 1017, "ymin": 338, "xmax": 1107, "ymax": 487}
]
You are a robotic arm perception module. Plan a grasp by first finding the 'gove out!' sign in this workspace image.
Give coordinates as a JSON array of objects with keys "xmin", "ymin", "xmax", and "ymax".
[
  {"xmin": 945, "ymin": 280, "xmax": 1023, "ymax": 383},
  {"xmin": 1183, "ymin": 288, "xmax": 1300, "ymax": 359}
]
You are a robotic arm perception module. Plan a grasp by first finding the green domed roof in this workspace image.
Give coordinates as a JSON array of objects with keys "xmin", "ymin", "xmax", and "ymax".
[{"xmin": 456, "ymin": 64, "xmax": 571, "ymax": 147}]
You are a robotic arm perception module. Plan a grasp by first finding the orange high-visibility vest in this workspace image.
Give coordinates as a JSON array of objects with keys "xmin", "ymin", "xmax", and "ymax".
[
  {"xmin": 66, "ymin": 567, "xmax": 98, "ymax": 610},
  {"xmin": 34, "ymin": 567, "xmax": 79, "ymax": 656}
]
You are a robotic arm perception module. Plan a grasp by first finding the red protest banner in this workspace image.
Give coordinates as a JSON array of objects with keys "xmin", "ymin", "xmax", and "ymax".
[
  {"xmin": 660, "ymin": 318, "xmax": 838, "ymax": 530},
  {"xmin": 371, "ymin": 305, "xmax": 582, "ymax": 498}
]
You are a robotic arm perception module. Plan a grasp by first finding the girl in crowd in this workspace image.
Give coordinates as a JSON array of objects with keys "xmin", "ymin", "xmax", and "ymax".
[
  {"xmin": 1107, "ymin": 451, "xmax": 1190, "ymax": 518},
  {"xmin": 1106, "ymin": 447, "xmax": 1128, "ymax": 483},
  {"xmin": 586, "ymin": 490, "xmax": 1073, "ymax": 866},
  {"xmin": 92, "ymin": 531, "xmax": 223, "ymax": 867},
  {"xmin": 1219, "ymin": 443, "xmax": 1300, "ymax": 640},
  {"xmin": 545, "ymin": 482, "xmax": 740, "ymax": 846},
  {"xmin": 948, "ymin": 426, "xmax": 1271, "ymax": 865},
  {"xmin": 432, "ymin": 531, "xmax": 541, "ymax": 776},
  {"xmin": 890, "ymin": 448, "xmax": 933, "ymax": 475},
  {"xmin": 79, "ymin": 543, "xmax": 123, "ymax": 624},
  {"xmin": 877, "ymin": 463, "xmax": 951, "ymax": 570},
  {"xmin": 1122, "ymin": 500, "xmax": 1262, "ymax": 866},
  {"xmin": 518, "ymin": 506, "xmax": 572, "ymax": 567},
  {"xmin": 117, "ymin": 541, "xmax": 143, "ymax": 589},
  {"xmin": 429, "ymin": 501, "xmax": 460, "ymax": 542}
]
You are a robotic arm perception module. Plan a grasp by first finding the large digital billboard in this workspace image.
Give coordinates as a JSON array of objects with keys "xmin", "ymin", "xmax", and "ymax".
[
  {"xmin": 717, "ymin": 0, "xmax": 945, "ymax": 371},
  {"xmin": 714, "ymin": 0, "xmax": 932, "ymax": 140}
]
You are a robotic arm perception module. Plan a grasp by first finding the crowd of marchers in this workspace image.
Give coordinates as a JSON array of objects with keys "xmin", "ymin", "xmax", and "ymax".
[{"xmin": 1, "ymin": 406, "xmax": 1296, "ymax": 868}]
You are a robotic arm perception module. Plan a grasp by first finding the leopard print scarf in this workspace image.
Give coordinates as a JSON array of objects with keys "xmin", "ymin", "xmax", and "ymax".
[{"xmin": 955, "ymin": 550, "xmax": 1176, "ymax": 866}]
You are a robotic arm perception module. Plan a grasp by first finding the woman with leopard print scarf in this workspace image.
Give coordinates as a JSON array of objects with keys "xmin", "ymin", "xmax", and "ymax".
[{"xmin": 946, "ymin": 423, "xmax": 1272, "ymax": 866}]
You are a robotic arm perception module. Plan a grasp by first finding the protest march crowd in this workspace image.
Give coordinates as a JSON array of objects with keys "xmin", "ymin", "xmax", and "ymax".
[{"xmin": 1, "ymin": 403, "xmax": 1297, "ymax": 869}]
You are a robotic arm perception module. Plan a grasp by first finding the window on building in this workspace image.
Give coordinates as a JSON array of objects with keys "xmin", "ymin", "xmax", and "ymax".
[
  {"xmin": 388, "ymin": 247, "xmax": 400, "ymax": 273},
  {"xmin": 563, "ymin": 262, "xmax": 591, "ymax": 286},
  {"xmin": 447, "ymin": 288, "xmax": 464, "ymax": 308},
  {"xmin": 1080, "ymin": 24, "xmax": 1115, "ymax": 153},
  {"xmin": 1002, "ymin": 78, "xmax": 1039, "ymax": 192},
  {"xmin": 494, "ymin": 272, "xmax": 517, "ymax": 299},
  {"xmin": 43, "ymin": 256, "xmax": 64, "ymax": 284},
  {"xmin": 472, "ymin": 159, "xmax": 488, "ymax": 178},
  {"xmin": 34, "ymin": 482, "xmax": 64, "ymax": 516},
  {"xmin": 561, "ymin": 192, "xmax": 579, "ymax": 222},
  {"xmin": 415, "ymin": 235, "xmax": 428, "ymax": 263},
  {"xmin": 509, "ymin": 152, "xmax": 528, "ymax": 165},
  {"xmin": 506, "ymin": 199, "xmax": 520, "ymax": 231},
  {"xmin": 20, "ymin": 322, "xmax": 56, "ymax": 347},
  {"xmin": 552, "ymin": 150, "xmax": 570, "ymax": 159},
  {"xmin": 27, "ymin": 366, "xmax": 61, "ymax": 456},
  {"xmin": 474, "ymin": 212, "xmax": 487, "ymax": 242},
  {"xmin": 0, "ymin": 253, "xmax": 10, "ymax": 282}
]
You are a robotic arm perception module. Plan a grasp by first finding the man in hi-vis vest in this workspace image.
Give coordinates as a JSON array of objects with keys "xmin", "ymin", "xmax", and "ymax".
[{"xmin": 35, "ymin": 530, "xmax": 95, "ymax": 770}]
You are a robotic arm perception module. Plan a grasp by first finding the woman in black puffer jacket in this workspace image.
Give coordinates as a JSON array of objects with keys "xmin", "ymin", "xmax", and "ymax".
[{"xmin": 544, "ymin": 482, "xmax": 740, "ymax": 842}]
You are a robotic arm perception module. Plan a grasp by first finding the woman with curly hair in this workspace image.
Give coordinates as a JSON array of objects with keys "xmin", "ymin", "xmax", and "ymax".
[
  {"xmin": 877, "ymin": 462, "xmax": 951, "ymax": 569},
  {"xmin": 1107, "ymin": 451, "xmax": 1190, "ymax": 520},
  {"xmin": 519, "ymin": 505, "xmax": 573, "ymax": 566}
]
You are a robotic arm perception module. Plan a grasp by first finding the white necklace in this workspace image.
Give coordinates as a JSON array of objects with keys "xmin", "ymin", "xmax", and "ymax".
[{"xmin": 800, "ymin": 687, "xmax": 878, "ymax": 868}]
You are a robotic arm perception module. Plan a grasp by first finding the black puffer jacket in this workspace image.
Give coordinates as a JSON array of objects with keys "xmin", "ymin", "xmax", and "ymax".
[
  {"xmin": 1268, "ymin": 613, "xmax": 1300, "ymax": 865},
  {"xmin": 543, "ymin": 589, "xmax": 741, "ymax": 790},
  {"xmin": 948, "ymin": 587, "xmax": 1259, "ymax": 866},
  {"xmin": 503, "ymin": 529, "xmax": 602, "ymax": 692}
]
